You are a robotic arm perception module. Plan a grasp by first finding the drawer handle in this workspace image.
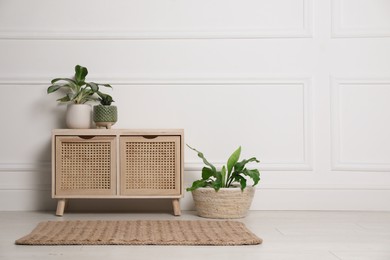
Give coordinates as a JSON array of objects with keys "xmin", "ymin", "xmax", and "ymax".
[
  {"xmin": 78, "ymin": 135, "xmax": 95, "ymax": 139},
  {"xmin": 142, "ymin": 135, "xmax": 158, "ymax": 139}
]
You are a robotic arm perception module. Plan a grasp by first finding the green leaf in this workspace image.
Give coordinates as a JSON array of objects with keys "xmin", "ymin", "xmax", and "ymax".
[
  {"xmin": 212, "ymin": 182, "xmax": 222, "ymax": 191},
  {"xmin": 231, "ymin": 175, "xmax": 247, "ymax": 190},
  {"xmin": 50, "ymin": 78, "xmax": 79, "ymax": 93},
  {"xmin": 86, "ymin": 82, "xmax": 99, "ymax": 92},
  {"xmin": 47, "ymin": 85, "xmax": 62, "ymax": 93},
  {"xmin": 96, "ymin": 91, "xmax": 114, "ymax": 105},
  {"xmin": 243, "ymin": 169, "xmax": 260, "ymax": 186},
  {"xmin": 51, "ymin": 78, "xmax": 77, "ymax": 85},
  {"xmin": 201, "ymin": 167, "xmax": 214, "ymax": 180},
  {"xmin": 186, "ymin": 179, "xmax": 208, "ymax": 191},
  {"xmin": 234, "ymin": 157, "xmax": 260, "ymax": 172},
  {"xmin": 227, "ymin": 146, "xmax": 241, "ymax": 175},
  {"xmin": 75, "ymin": 65, "xmax": 88, "ymax": 84},
  {"xmin": 100, "ymin": 84, "xmax": 112, "ymax": 88},
  {"xmin": 186, "ymin": 144, "xmax": 216, "ymax": 173},
  {"xmin": 213, "ymin": 171, "xmax": 223, "ymax": 191},
  {"xmin": 56, "ymin": 95, "xmax": 71, "ymax": 102},
  {"xmin": 239, "ymin": 176, "xmax": 247, "ymax": 191},
  {"xmin": 221, "ymin": 165, "xmax": 227, "ymax": 188},
  {"xmin": 73, "ymin": 88, "xmax": 93, "ymax": 104},
  {"xmin": 226, "ymin": 170, "xmax": 239, "ymax": 187}
]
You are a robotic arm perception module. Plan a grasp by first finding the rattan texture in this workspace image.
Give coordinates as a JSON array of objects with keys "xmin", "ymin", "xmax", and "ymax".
[
  {"xmin": 59, "ymin": 142, "xmax": 112, "ymax": 190},
  {"xmin": 124, "ymin": 141, "xmax": 176, "ymax": 191},
  {"xmin": 192, "ymin": 187, "xmax": 255, "ymax": 219},
  {"xmin": 15, "ymin": 220, "xmax": 262, "ymax": 246}
]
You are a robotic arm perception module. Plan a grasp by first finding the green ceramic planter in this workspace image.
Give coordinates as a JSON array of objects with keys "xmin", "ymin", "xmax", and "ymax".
[{"xmin": 93, "ymin": 105, "xmax": 118, "ymax": 129}]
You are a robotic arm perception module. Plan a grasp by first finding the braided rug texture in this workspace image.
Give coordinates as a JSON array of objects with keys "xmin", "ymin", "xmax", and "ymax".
[{"xmin": 15, "ymin": 220, "xmax": 262, "ymax": 246}]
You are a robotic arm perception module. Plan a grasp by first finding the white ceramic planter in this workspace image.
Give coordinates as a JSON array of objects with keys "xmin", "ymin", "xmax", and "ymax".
[
  {"xmin": 191, "ymin": 186, "xmax": 255, "ymax": 219},
  {"xmin": 66, "ymin": 104, "xmax": 92, "ymax": 129}
]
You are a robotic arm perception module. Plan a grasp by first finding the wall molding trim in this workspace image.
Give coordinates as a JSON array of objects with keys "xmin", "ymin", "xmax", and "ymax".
[
  {"xmin": 2, "ymin": 170, "xmax": 389, "ymax": 192},
  {"xmin": 330, "ymin": 77, "xmax": 390, "ymax": 171},
  {"xmin": 0, "ymin": 163, "xmax": 51, "ymax": 173},
  {"xmin": 0, "ymin": 0, "xmax": 312, "ymax": 40},
  {"xmin": 0, "ymin": 75, "xmax": 311, "ymax": 85},
  {"xmin": 331, "ymin": 0, "xmax": 390, "ymax": 38},
  {"xmin": 0, "ymin": 75, "xmax": 313, "ymax": 171}
]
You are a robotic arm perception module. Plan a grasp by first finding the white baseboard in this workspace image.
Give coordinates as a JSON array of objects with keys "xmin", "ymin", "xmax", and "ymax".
[
  {"xmin": 1, "ymin": 189, "xmax": 389, "ymax": 212},
  {"xmin": 1, "ymin": 167, "xmax": 389, "ymax": 212}
]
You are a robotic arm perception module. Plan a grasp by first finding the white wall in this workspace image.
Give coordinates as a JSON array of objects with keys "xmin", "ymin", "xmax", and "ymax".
[{"xmin": 0, "ymin": 0, "xmax": 390, "ymax": 211}]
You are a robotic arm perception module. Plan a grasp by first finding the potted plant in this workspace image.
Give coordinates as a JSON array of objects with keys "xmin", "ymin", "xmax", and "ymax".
[
  {"xmin": 47, "ymin": 65, "xmax": 112, "ymax": 129},
  {"xmin": 187, "ymin": 145, "xmax": 260, "ymax": 219},
  {"xmin": 93, "ymin": 91, "xmax": 117, "ymax": 129}
]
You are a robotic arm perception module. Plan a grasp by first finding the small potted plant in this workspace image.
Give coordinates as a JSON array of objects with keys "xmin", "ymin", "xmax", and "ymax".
[
  {"xmin": 93, "ymin": 91, "xmax": 117, "ymax": 129},
  {"xmin": 187, "ymin": 145, "xmax": 260, "ymax": 219},
  {"xmin": 47, "ymin": 65, "xmax": 112, "ymax": 129}
]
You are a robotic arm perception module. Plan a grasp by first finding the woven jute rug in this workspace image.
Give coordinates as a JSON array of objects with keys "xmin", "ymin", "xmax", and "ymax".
[{"xmin": 15, "ymin": 220, "xmax": 262, "ymax": 246}]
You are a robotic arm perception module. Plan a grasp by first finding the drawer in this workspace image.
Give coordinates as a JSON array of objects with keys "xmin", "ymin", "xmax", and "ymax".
[
  {"xmin": 120, "ymin": 135, "xmax": 181, "ymax": 196},
  {"xmin": 55, "ymin": 136, "xmax": 117, "ymax": 196}
]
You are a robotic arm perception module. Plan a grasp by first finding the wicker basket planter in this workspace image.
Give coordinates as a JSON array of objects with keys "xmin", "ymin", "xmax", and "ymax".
[{"xmin": 191, "ymin": 186, "xmax": 255, "ymax": 219}]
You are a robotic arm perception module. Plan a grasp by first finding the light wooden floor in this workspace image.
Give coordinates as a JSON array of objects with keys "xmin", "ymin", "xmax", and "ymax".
[{"xmin": 1, "ymin": 211, "xmax": 390, "ymax": 260}]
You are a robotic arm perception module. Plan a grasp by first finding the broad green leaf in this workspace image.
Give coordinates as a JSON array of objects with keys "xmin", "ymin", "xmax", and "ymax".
[
  {"xmin": 50, "ymin": 78, "xmax": 78, "ymax": 92},
  {"xmin": 187, "ymin": 144, "xmax": 216, "ymax": 173},
  {"xmin": 186, "ymin": 179, "xmax": 208, "ymax": 191},
  {"xmin": 227, "ymin": 146, "xmax": 241, "ymax": 175},
  {"xmin": 231, "ymin": 175, "xmax": 247, "ymax": 190},
  {"xmin": 234, "ymin": 157, "xmax": 260, "ymax": 172},
  {"xmin": 213, "ymin": 171, "xmax": 223, "ymax": 191},
  {"xmin": 201, "ymin": 167, "xmax": 214, "ymax": 180},
  {"xmin": 243, "ymin": 169, "xmax": 260, "ymax": 186},
  {"xmin": 51, "ymin": 78, "xmax": 77, "ymax": 85},
  {"xmin": 239, "ymin": 177, "xmax": 247, "ymax": 191},
  {"xmin": 212, "ymin": 180, "xmax": 222, "ymax": 191},
  {"xmin": 86, "ymin": 82, "xmax": 99, "ymax": 92},
  {"xmin": 75, "ymin": 65, "xmax": 88, "ymax": 84},
  {"xmin": 47, "ymin": 85, "xmax": 62, "ymax": 93}
]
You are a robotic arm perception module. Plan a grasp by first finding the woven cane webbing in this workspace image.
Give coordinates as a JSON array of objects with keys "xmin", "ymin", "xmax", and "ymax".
[
  {"xmin": 56, "ymin": 136, "xmax": 115, "ymax": 195},
  {"xmin": 121, "ymin": 136, "xmax": 180, "ymax": 195}
]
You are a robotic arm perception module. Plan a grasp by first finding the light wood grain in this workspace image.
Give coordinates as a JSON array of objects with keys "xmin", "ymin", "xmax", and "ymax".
[
  {"xmin": 52, "ymin": 129, "xmax": 184, "ymax": 216},
  {"xmin": 55, "ymin": 199, "xmax": 66, "ymax": 216}
]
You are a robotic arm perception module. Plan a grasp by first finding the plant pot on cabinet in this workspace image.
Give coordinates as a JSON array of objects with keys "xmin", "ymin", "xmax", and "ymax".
[
  {"xmin": 66, "ymin": 104, "xmax": 92, "ymax": 129},
  {"xmin": 93, "ymin": 105, "xmax": 117, "ymax": 129},
  {"xmin": 191, "ymin": 186, "xmax": 255, "ymax": 219}
]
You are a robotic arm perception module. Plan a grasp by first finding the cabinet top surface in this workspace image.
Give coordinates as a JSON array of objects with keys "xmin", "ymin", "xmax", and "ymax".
[{"xmin": 52, "ymin": 129, "xmax": 184, "ymax": 136}]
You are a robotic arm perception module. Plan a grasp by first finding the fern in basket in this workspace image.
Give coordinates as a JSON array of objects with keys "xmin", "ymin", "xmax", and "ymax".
[{"xmin": 186, "ymin": 145, "xmax": 260, "ymax": 191}]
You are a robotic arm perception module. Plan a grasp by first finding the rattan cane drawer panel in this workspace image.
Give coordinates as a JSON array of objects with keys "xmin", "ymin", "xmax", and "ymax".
[
  {"xmin": 120, "ymin": 136, "xmax": 181, "ymax": 196},
  {"xmin": 55, "ymin": 136, "xmax": 116, "ymax": 196}
]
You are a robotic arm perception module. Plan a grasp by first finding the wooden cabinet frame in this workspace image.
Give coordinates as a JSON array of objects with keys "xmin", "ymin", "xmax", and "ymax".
[{"xmin": 52, "ymin": 129, "xmax": 184, "ymax": 216}]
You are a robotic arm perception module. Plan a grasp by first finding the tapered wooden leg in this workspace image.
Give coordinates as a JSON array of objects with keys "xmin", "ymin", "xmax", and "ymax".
[
  {"xmin": 172, "ymin": 199, "xmax": 181, "ymax": 216},
  {"xmin": 56, "ymin": 199, "xmax": 67, "ymax": 216}
]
